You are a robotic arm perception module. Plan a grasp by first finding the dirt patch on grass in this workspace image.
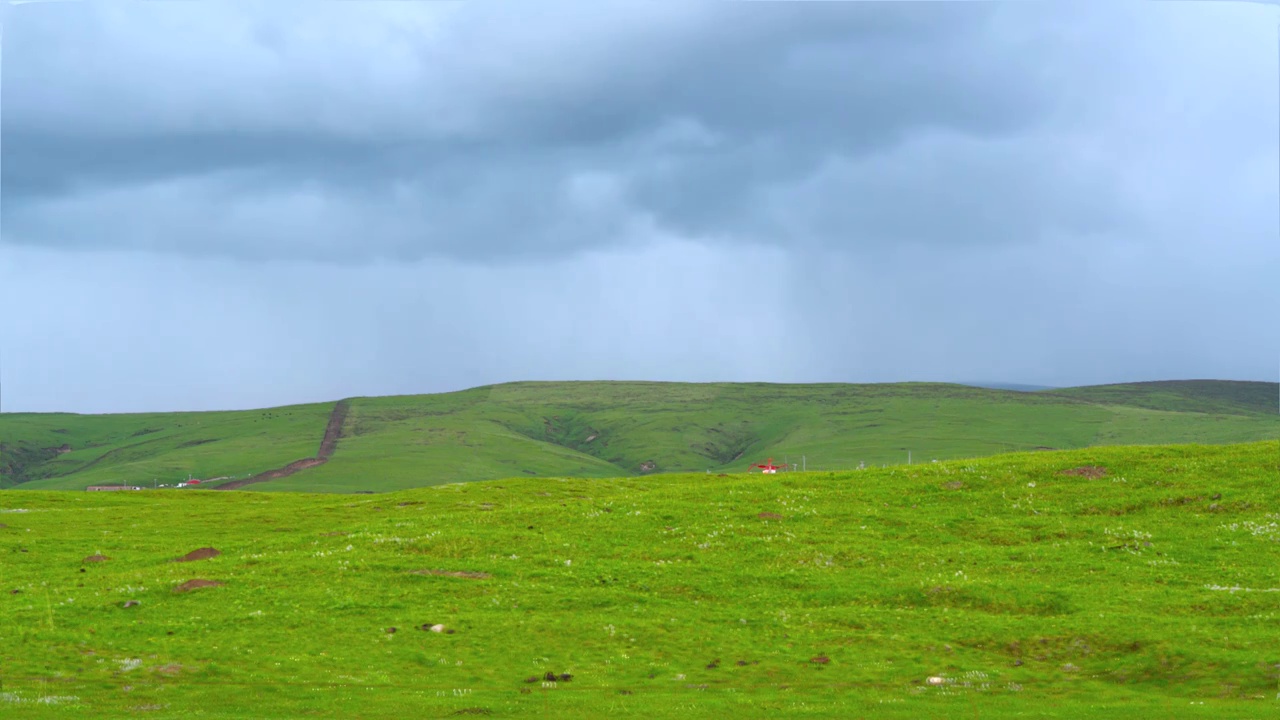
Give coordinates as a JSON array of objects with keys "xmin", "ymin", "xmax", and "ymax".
[
  {"xmin": 174, "ymin": 547, "xmax": 221, "ymax": 562},
  {"xmin": 943, "ymin": 481, "xmax": 965, "ymax": 490},
  {"xmin": 322, "ymin": 531, "xmax": 349, "ymax": 537},
  {"xmin": 82, "ymin": 554, "xmax": 110, "ymax": 563},
  {"xmin": 1059, "ymin": 466, "xmax": 1109, "ymax": 479},
  {"xmin": 216, "ymin": 401, "xmax": 349, "ymax": 490},
  {"xmin": 173, "ymin": 579, "xmax": 224, "ymax": 593},
  {"xmin": 410, "ymin": 569, "xmax": 492, "ymax": 579},
  {"xmin": 757, "ymin": 512, "xmax": 783, "ymax": 520}
]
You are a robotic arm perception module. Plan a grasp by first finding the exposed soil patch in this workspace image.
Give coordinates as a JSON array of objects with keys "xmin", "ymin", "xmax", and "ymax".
[
  {"xmin": 1059, "ymin": 466, "xmax": 1109, "ymax": 479},
  {"xmin": 173, "ymin": 579, "xmax": 223, "ymax": 593},
  {"xmin": 810, "ymin": 656, "xmax": 831, "ymax": 665},
  {"xmin": 943, "ymin": 481, "xmax": 965, "ymax": 490},
  {"xmin": 321, "ymin": 531, "xmax": 349, "ymax": 537},
  {"xmin": 410, "ymin": 569, "xmax": 491, "ymax": 579},
  {"xmin": 316, "ymin": 401, "xmax": 349, "ymax": 459},
  {"xmin": 82, "ymin": 554, "xmax": 110, "ymax": 563},
  {"xmin": 153, "ymin": 664, "xmax": 187, "ymax": 677},
  {"xmin": 758, "ymin": 512, "xmax": 783, "ymax": 520},
  {"xmin": 217, "ymin": 401, "xmax": 349, "ymax": 490},
  {"xmin": 174, "ymin": 547, "xmax": 221, "ymax": 562},
  {"xmin": 178, "ymin": 439, "xmax": 218, "ymax": 449}
]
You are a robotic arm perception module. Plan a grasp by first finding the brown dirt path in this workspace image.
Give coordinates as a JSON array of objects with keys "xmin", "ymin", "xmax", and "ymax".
[{"xmin": 215, "ymin": 400, "xmax": 349, "ymax": 490}]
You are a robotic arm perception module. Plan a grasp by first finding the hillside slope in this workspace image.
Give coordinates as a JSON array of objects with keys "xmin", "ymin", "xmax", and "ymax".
[
  {"xmin": 4, "ymin": 380, "xmax": 1278, "ymax": 493},
  {"xmin": 0, "ymin": 403, "xmax": 335, "ymax": 490},
  {"xmin": 1, "ymin": 441, "xmax": 1277, "ymax": 717},
  {"xmin": 1046, "ymin": 380, "xmax": 1278, "ymax": 416}
]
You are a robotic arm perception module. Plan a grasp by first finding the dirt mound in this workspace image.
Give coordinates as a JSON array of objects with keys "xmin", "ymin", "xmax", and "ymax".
[
  {"xmin": 943, "ymin": 481, "xmax": 965, "ymax": 490},
  {"xmin": 173, "ymin": 579, "xmax": 223, "ymax": 593},
  {"xmin": 1059, "ymin": 466, "xmax": 1109, "ymax": 479},
  {"xmin": 174, "ymin": 547, "xmax": 221, "ymax": 562},
  {"xmin": 410, "ymin": 569, "xmax": 491, "ymax": 579},
  {"xmin": 82, "ymin": 554, "xmax": 110, "ymax": 563},
  {"xmin": 757, "ymin": 512, "xmax": 783, "ymax": 520}
]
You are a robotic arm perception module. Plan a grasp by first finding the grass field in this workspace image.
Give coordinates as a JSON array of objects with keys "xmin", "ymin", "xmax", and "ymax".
[
  {"xmin": 3, "ymin": 380, "xmax": 1277, "ymax": 493},
  {"xmin": 1, "ymin": 440, "xmax": 1277, "ymax": 717},
  {"xmin": 0, "ymin": 404, "xmax": 334, "ymax": 491}
]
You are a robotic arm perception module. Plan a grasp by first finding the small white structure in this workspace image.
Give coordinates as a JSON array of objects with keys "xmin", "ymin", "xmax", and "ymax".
[{"xmin": 751, "ymin": 458, "xmax": 783, "ymax": 474}]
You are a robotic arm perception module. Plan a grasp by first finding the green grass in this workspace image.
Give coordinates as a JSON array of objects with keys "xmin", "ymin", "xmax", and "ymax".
[
  {"xmin": 1, "ymin": 440, "xmax": 1277, "ymax": 717},
  {"xmin": 1048, "ymin": 380, "xmax": 1279, "ymax": 416},
  {"xmin": 3, "ymin": 381, "xmax": 1278, "ymax": 493},
  {"xmin": 0, "ymin": 404, "xmax": 335, "ymax": 491}
]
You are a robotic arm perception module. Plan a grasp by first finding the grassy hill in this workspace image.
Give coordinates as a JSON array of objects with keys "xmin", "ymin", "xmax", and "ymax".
[
  {"xmin": 1, "ymin": 440, "xmax": 1277, "ymax": 717},
  {"xmin": 2, "ymin": 380, "xmax": 1277, "ymax": 493},
  {"xmin": 0, "ymin": 404, "xmax": 334, "ymax": 490},
  {"xmin": 1047, "ymin": 380, "xmax": 1279, "ymax": 416}
]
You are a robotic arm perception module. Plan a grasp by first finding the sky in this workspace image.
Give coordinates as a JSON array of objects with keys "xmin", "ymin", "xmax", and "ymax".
[{"xmin": 1, "ymin": 1, "xmax": 1277, "ymax": 414}]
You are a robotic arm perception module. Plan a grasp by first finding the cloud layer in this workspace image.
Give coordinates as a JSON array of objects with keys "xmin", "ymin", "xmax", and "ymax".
[{"xmin": 1, "ymin": 1, "xmax": 1275, "ymax": 412}]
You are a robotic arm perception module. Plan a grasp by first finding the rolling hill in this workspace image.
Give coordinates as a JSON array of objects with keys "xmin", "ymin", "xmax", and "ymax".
[
  {"xmin": 2, "ymin": 380, "xmax": 1277, "ymax": 493},
  {"xmin": 1, "ymin": 440, "xmax": 1277, "ymax": 717}
]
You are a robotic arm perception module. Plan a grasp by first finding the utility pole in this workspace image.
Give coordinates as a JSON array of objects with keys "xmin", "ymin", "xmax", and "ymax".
[
  {"xmin": 908, "ymin": 450, "xmax": 912, "ymax": 465},
  {"xmin": 802, "ymin": 455, "xmax": 806, "ymax": 472}
]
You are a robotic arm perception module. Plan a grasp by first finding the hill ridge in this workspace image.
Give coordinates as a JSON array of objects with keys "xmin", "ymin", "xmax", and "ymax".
[{"xmin": 4, "ymin": 380, "xmax": 1277, "ymax": 492}]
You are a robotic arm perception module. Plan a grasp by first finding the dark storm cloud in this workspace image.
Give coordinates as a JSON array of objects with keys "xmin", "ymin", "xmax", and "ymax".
[
  {"xmin": 1, "ymin": 1, "xmax": 1275, "ymax": 414},
  {"xmin": 1, "ymin": 1, "xmax": 1125, "ymax": 263}
]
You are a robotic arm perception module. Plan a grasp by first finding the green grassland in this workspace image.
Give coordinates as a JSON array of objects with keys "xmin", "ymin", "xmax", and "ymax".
[
  {"xmin": 3, "ymin": 381, "xmax": 1278, "ymax": 493},
  {"xmin": 0, "ymin": 404, "xmax": 334, "ymax": 491},
  {"xmin": 1, "ymin": 440, "xmax": 1277, "ymax": 717}
]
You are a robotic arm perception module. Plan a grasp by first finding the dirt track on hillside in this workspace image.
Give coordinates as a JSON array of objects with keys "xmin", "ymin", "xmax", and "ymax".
[{"xmin": 215, "ymin": 401, "xmax": 349, "ymax": 491}]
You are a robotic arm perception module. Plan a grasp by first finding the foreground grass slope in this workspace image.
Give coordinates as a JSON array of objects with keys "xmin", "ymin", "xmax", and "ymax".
[
  {"xmin": 5, "ymin": 381, "xmax": 1278, "ymax": 492},
  {"xmin": 1, "ymin": 441, "xmax": 1277, "ymax": 718}
]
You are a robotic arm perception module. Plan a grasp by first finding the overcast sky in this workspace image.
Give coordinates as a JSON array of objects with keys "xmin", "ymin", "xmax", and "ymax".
[{"xmin": 2, "ymin": 1, "xmax": 1277, "ymax": 414}]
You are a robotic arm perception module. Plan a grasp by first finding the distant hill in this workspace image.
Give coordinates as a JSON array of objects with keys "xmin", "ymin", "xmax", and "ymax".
[
  {"xmin": 3, "ymin": 380, "xmax": 1277, "ymax": 492},
  {"xmin": 960, "ymin": 382, "xmax": 1058, "ymax": 392},
  {"xmin": 1044, "ymin": 380, "xmax": 1279, "ymax": 416}
]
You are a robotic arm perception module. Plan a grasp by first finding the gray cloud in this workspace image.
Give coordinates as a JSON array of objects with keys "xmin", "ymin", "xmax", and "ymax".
[
  {"xmin": 1, "ymin": 1, "xmax": 1276, "ymax": 413},
  {"xmin": 3, "ymin": 1, "xmax": 1134, "ymax": 263}
]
